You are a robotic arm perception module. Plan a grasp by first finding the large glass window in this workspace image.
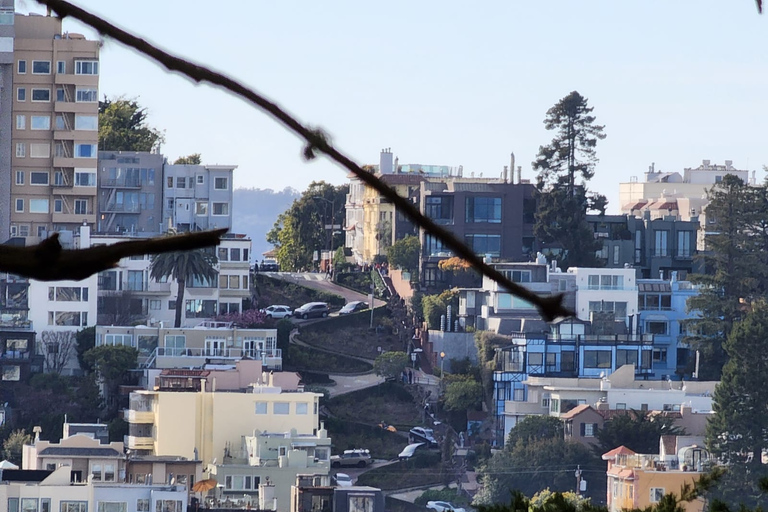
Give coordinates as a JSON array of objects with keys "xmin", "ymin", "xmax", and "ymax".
[
  {"xmin": 30, "ymin": 143, "xmax": 50, "ymax": 158},
  {"xmin": 214, "ymin": 177, "xmax": 228, "ymax": 189},
  {"xmin": 75, "ymin": 144, "xmax": 97, "ymax": 158},
  {"xmin": 164, "ymin": 335, "xmax": 186, "ymax": 355},
  {"xmin": 31, "ymin": 88, "xmax": 50, "ymax": 102},
  {"xmin": 424, "ymin": 234, "xmax": 447, "ymax": 256},
  {"xmin": 465, "ymin": 234, "xmax": 501, "ymax": 256},
  {"xmin": 583, "ymin": 350, "xmax": 612, "ymax": 369},
  {"xmin": 75, "ymin": 60, "xmax": 99, "ymax": 75},
  {"xmin": 677, "ymin": 231, "xmax": 692, "ymax": 258},
  {"xmin": 616, "ymin": 349, "xmax": 638, "ymax": 367},
  {"xmin": 212, "ymin": 202, "xmax": 229, "ymax": 215},
  {"xmin": 97, "ymin": 503, "xmax": 126, "ymax": 512},
  {"xmin": 425, "ymin": 196, "xmax": 453, "ymax": 223},
  {"xmin": 465, "ymin": 196, "xmax": 502, "ymax": 223},
  {"xmin": 76, "ymin": 87, "xmax": 98, "ymax": 102},
  {"xmin": 185, "ymin": 299, "xmax": 217, "ymax": 318},
  {"xmin": 32, "ymin": 60, "xmax": 51, "ymax": 74},
  {"xmin": 655, "ymin": 230, "xmax": 669, "ymax": 257},
  {"xmin": 75, "ymin": 171, "xmax": 96, "ymax": 186},
  {"xmin": 30, "ymin": 172, "xmax": 49, "ymax": 185},
  {"xmin": 29, "ymin": 199, "xmax": 49, "ymax": 213},
  {"xmin": 31, "ymin": 115, "xmax": 50, "ymax": 130},
  {"xmin": 274, "ymin": 402, "xmax": 290, "ymax": 414},
  {"xmin": 75, "ymin": 115, "xmax": 98, "ymax": 130},
  {"xmin": 61, "ymin": 503, "xmax": 88, "ymax": 512}
]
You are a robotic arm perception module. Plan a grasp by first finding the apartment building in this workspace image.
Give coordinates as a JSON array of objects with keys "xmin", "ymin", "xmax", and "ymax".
[
  {"xmin": 0, "ymin": 270, "xmax": 40, "ymax": 382},
  {"xmin": 95, "ymin": 325, "xmax": 281, "ymax": 370},
  {"xmin": 603, "ymin": 437, "xmax": 711, "ymax": 512},
  {"xmin": 11, "ymin": 13, "xmax": 100, "ymax": 243},
  {"xmin": 0, "ymin": 2, "xmax": 14, "ymax": 238},
  {"xmin": 97, "ymin": 151, "xmax": 164, "ymax": 235},
  {"xmin": 123, "ymin": 386, "xmax": 322, "ymax": 467},
  {"xmin": 163, "ymin": 163, "xmax": 235, "ymax": 233},
  {"xmin": 568, "ymin": 267, "xmax": 638, "ymax": 328},
  {"xmin": 93, "ymin": 233, "xmax": 251, "ymax": 326}
]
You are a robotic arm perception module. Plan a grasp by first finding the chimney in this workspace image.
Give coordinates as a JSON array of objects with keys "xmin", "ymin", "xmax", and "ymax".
[
  {"xmin": 509, "ymin": 152, "xmax": 515, "ymax": 184},
  {"xmin": 380, "ymin": 148, "xmax": 394, "ymax": 174},
  {"xmin": 503, "ymin": 166, "xmax": 508, "ymax": 183},
  {"xmin": 595, "ymin": 401, "xmax": 609, "ymax": 411},
  {"xmin": 517, "ymin": 166, "xmax": 522, "ymax": 184},
  {"xmin": 725, "ymin": 160, "xmax": 733, "ymax": 170}
]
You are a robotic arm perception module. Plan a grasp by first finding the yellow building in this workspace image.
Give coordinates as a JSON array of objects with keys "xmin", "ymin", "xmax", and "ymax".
[
  {"xmin": 603, "ymin": 436, "xmax": 711, "ymax": 512},
  {"xmin": 124, "ymin": 384, "xmax": 321, "ymax": 467}
]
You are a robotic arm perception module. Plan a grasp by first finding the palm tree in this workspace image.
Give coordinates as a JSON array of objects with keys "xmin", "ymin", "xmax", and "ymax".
[{"xmin": 150, "ymin": 248, "xmax": 218, "ymax": 327}]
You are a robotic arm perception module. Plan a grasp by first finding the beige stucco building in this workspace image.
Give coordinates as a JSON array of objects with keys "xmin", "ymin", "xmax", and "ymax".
[
  {"xmin": 12, "ymin": 13, "xmax": 100, "ymax": 242},
  {"xmin": 124, "ymin": 385, "xmax": 322, "ymax": 468}
]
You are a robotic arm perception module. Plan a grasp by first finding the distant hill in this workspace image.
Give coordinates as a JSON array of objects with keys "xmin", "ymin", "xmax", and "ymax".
[{"xmin": 232, "ymin": 187, "xmax": 301, "ymax": 260}]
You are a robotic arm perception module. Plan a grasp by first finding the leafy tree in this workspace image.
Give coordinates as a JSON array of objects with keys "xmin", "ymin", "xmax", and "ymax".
[
  {"xmin": 39, "ymin": 330, "xmax": 76, "ymax": 375},
  {"xmin": 173, "ymin": 153, "xmax": 202, "ymax": 165},
  {"xmin": 212, "ymin": 309, "xmax": 266, "ymax": 328},
  {"xmin": 373, "ymin": 351, "xmax": 410, "ymax": 380},
  {"xmin": 506, "ymin": 415, "xmax": 564, "ymax": 447},
  {"xmin": 387, "ymin": 235, "xmax": 420, "ymax": 272},
  {"xmin": 529, "ymin": 489, "xmax": 593, "ymax": 511},
  {"xmin": 267, "ymin": 182, "xmax": 348, "ymax": 271},
  {"xmin": 83, "ymin": 345, "xmax": 138, "ymax": 417},
  {"xmin": 75, "ymin": 326, "xmax": 96, "ymax": 374},
  {"xmin": 150, "ymin": 247, "xmax": 218, "ymax": 327},
  {"xmin": 685, "ymin": 175, "xmax": 768, "ymax": 379},
  {"xmin": 594, "ymin": 410, "xmax": 684, "ymax": 456},
  {"xmin": 705, "ymin": 300, "xmax": 768, "ymax": 508},
  {"xmin": 443, "ymin": 376, "xmax": 483, "ymax": 412},
  {"xmin": 3, "ymin": 429, "xmax": 32, "ymax": 465},
  {"xmin": 421, "ymin": 289, "xmax": 459, "ymax": 329},
  {"xmin": 532, "ymin": 91, "xmax": 606, "ymax": 268},
  {"xmin": 98, "ymin": 96, "xmax": 164, "ymax": 152}
]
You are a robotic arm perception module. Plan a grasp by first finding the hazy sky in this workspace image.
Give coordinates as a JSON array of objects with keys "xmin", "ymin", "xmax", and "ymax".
[{"xmin": 21, "ymin": 0, "xmax": 768, "ymax": 212}]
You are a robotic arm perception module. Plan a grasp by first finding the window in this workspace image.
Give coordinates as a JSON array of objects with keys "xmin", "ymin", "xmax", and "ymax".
[
  {"xmin": 54, "ymin": 199, "xmax": 63, "ymax": 213},
  {"xmin": 168, "ymin": 300, "xmax": 176, "ymax": 310},
  {"xmin": 646, "ymin": 321, "xmax": 668, "ymax": 335},
  {"xmin": 75, "ymin": 115, "xmax": 98, "ymax": 130},
  {"xmin": 76, "ymin": 87, "xmax": 98, "ymax": 102},
  {"xmin": 15, "ymin": 171, "xmax": 24, "ymax": 185},
  {"xmin": 274, "ymin": 402, "xmax": 290, "ymax": 414},
  {"xmin": 30, "ymin": 172, "xmax": 49, "ymax": 185},
  {"xmin": 39, "ymin": 225, "xmax": 49, "ymax": 238},
  {"xmin": 16, "ymin": 115, "xmax": 25, "ymax": 130},
  {"xmin": 583, "ymin": 350, "xmax": 612, "ymax": 368},
  {"xmin": 75, "ymin": 60, "xmax": 99, "ymax": 75},
  {"xmin": 150, "ymin": 299, "xmax": 161, "ymax": 310},
  {"xmin": 54, "ymin": 312, "xmax": 83, "ymax": 326},
  {"xmin": 32, "ymin": 60, "xmax": 51, "ymax": 74},
  {"xmin": 29, "ymin": 199, "xmax": 49, "ymax": 213},
  {"xmin": 30, "ymin": 143, "xmax": 50, "ymax": 158},
  {"xmin": 97, "ymin": 503, "xmax": 126, "ymax": 512},
  {"xmin": 655, "ymin": 230, "xmax": 669, "ymax": 257},
  {"xmin": 185, "ymin": 299, "xmax": 217, "ymax": 317},
  {"xmin": 230, "ymin": 248, "xmax": 241, "ymax": 261},
  {"xmin": 15, "ymin": 199, "xmax": 23, "ymax": 213},
  {"xmin": 73, "ymin": 199, "xmax": 88, "ymax": 215},
  {"xmin": 212, "ymin": 202, "xmax": 229, "ymax": 215},
  {"xmin": 19, "ymin": 225, "xmax": 29, "ymax": 237},
  {"xmin": 616, "ymin": 349, "xmax": 638, "ymax": 367},
  {"xmin": 17, "ymin": 60, "xmax": 26, "ymax": 73},
  {"xmin": 75, "ymin": 171, "xmax": 96, "ymax": 187},
  {"xmin": 214, "ymin": 176, "xmax": 228, "ymax": 189},
  {"xmin": 15, "ymin": 143, "xmax": 25, "ymax": 157},
  {"xmin": 167, "ymin": 177, "xmax": 173, "ymax": 188},
  {"xmin": 57, "ymin": 87, "xmax": 65, "ymax": 102},
  {"xmin": 41, "ymin": 500, "xmax": 50, "ymax": 512},
  {"xmin": 197, "ymin": 174, "xmax": 204, "ymax": 184},
  {"xmin": 17, "ymin": 87, "xmax": 25, "ymax": 101},
  {"xmin": 57, "ymin": 61, "xmax": 66, "ymax": 74},
  {"xmin": 104, "ymin": 464, "xmax": 115, "ymax": 481},
  {"xmin": 500, "ymin": 269, "xmax": 531, "ymax": 283},
  {"xmin": 296, "ymin": 402, "xmax": 308, "ymax": 414},
  {"xmin": 465, "ymin": 234, "xmax": 501, "ymax": 256},
  {"xmin": 176, "ymin": 177, "xmax": 186, "ymax": 188},
  {"xmin": 136, "ymin": 500, "xmax": 149, "ymax": 512},
  {"xmin": 465, "ymin": 196, "xmax": 502, "ymax": 223},
  {"xmin": 528, "ymin": 353, "xmax": 543, "ymax": 366},
  {"xmin": 229, "ymin": 275, "xmax": 240, "ymax": 289},
  {"xmin": 581, "ymin": 422, "xmax": 597, "ymax": 437},
  {"xmin": 649, "ymin": 488, "xmax": 665, "ymax": 503},
  {"xmin": 653, "ymin": 348, "xmax": 668, "ymax": 363},
  {"xmin": 677, "ymin": 231, "xmax": 692, "ymax": 258},
  {"xmin": 21, "ymin": 499, "xmax": 38, "ymax": 512},
  {"xmin": 255, "ymin": 402, "xmax": 268, "ymax": 414},
  {"xmin": 61, "ymin": 503, "xmax": 87, "ymax": 512},
  {"xmin": 218, "ymin": 247, "xmax": 229, "ymax": 261},
  {"xmin": 75, "ymin": 143, "xmax": 97, "ymax": 158},
  {"xmin": 195, "ymin": 202, "xmax": 208, "ymax": 215},
  {"xmin": 31, "ymin": 88, "xmax": 51, "ymax": 102}
]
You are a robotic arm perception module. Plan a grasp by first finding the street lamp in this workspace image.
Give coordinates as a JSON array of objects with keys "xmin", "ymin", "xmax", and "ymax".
[
  {"xmin": 440, "ymin": 351, "xmax": 446, "ymax": 377},
  {"xmin": 312, "ymin": 196, "xmax": 335, "ymax": 272}
]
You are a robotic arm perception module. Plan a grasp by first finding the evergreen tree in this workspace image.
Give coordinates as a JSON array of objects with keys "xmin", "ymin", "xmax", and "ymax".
[
  {"xmin": 684, "ymin": 175, "xmax": 768, "ymax": 379},
  {"xmin": 532, "ymin": 91, "xmax": 606, "ymax": 268},
  {"xmin": 98, "ymin": 96, "xmax": 164, "ymax": 152},
  {"xmin": 705, "ymin": 300, "xmax": 768, "ymax": 508}
]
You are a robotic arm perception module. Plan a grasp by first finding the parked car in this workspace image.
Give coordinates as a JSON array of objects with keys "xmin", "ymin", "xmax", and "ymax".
[
  {"xmin": 398, "ymin": 442, "xmax": 425, "ymax": 461},
  {"xmin": 260, "ymin": 259, "xmax": 280, "ymax": 272},
  {"xmin": 338, "ymin": 301, "xmax": 369, "ymax": 315},
  {"xmin": 333, "ymin": 473, "xmax": 354, "ymax": 487},
  {"xmin": 294, "ymin": 302, "xmax": 330, "ymax": 320},
  {"xmin": 260, "ymin": 305, "xmax": 293, "ymax": 319},
  {"xmin": 409, "ymin": 427, "xmax": 438, "ymax": 448},
  {"xmin": 331, "ymin": 449, "xmax": 372, "ymax": 468},
  {"xmin": 426, "ymin": 502, "xmax": 466, "ymax": 512}
]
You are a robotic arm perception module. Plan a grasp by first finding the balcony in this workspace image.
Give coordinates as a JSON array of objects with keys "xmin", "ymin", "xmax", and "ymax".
[
  {"xmin": 124, "ymin": 435, "xmax": 153, "ymax": 450},
  {"xmin": 53, "ymin": 101, "xmax": 96, "ymax": 114},
  {"xmin": 56, "ymin": 186, "xmax": 97, "ymax": 197},
  {"xmin": 102, "ymin": 203, "xmax": 140, "ymax": 213},
  {"xmin": 124, "ymin": 409, "xmax": 154, "ymax": 423},
  {"xmin": 52, "ymin": 212, "xmax": 96, "ymax": 224},
  {"xmin": 146, "ymin": 347, "xmax": 282, "ymax": 370},
  {"xmin": 102, "ymin": 178, "xmax": 142, "ymax": 189}
]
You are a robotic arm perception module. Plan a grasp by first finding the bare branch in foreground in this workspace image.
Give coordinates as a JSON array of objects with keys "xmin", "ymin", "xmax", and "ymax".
[
  {"xmin": 0, "ymin": 229, "xmax": 227, "ymax": 281},
  {"xmin": 38, "ymin": 0, "xmax": 572, "ymax": 321}
]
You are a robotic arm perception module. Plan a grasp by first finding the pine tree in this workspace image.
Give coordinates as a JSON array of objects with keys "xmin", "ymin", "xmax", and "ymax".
[
  {"xmin": 532, "ymin": 91, "xmax": 606, "ymax": 268},
  {"xmin": 705, "ymin": 300, "xmax": 768, "ymax": 508}
]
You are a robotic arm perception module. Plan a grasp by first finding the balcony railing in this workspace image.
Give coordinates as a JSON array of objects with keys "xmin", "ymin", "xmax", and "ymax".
[
  {"xmin": 124, "ymin": 409, "xmax": 154, "ymax": 423},
  {"xmin": 102, "ymin": 203, "xmax": 140, "ymax": 213},
  {"xmin": 124, "ymin": 435, "xmax": 153, "ymax": 450},
  {"xmin": 155, "ymin": 347, "xmax": 281, "ymax": 359},
  {"xmin": 102, "ymin": 178, "xmax": 141, "ymax": 188}
]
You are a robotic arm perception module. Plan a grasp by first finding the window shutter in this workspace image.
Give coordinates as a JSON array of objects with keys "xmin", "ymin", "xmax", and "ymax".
[{"xmin": 580, "ymin": 423, "xmax": 585, "ymax": 436}]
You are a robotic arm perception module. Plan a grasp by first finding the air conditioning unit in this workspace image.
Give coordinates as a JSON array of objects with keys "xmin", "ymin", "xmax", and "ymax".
[{"xmin": 690, "ymin": 208, "xmax": 697, "ymax": 216}]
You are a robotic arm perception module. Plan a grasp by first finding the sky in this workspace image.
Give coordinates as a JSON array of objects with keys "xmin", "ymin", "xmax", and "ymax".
[{"xmin": 19, "ymin": 0, "xmax": 768, "ymax": 213}]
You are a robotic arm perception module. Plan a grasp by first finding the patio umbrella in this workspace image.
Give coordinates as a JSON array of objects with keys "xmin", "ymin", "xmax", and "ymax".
[{"xmin": 191, "ymin": 478, "xmax": 218, "ymax": 493}]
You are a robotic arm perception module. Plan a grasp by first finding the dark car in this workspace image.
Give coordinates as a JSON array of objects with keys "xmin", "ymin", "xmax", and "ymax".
[
  {"xmin": 338, "ymin": 301, "xmax": 369, "ymax": 315},
  {"xmin": 294, "ymin": 302, "xmax": 330, "ymax": 320},
  {"xmin": 409, "ymin": 427, "xmax": 438, "ymax": 448}
]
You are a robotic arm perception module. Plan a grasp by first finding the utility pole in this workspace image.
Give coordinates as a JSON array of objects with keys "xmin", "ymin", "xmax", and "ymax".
[{"xmin": 575, "ymin": 465, "xmax": 582, "ymax": 496}]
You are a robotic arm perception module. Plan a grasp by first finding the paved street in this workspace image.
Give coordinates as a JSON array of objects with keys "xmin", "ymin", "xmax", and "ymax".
[{"xmin": 259, "ymin": 271, "xmax": 386, "ymax": 308}]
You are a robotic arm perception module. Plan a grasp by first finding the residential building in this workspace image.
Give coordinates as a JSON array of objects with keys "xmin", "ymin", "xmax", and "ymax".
[
  {"xmin": 126, "ymin": 455, "xmax": 203, "ymax": 504},
  {"xmin": 0, "ymin": 270, "xmax": 41, "ymax": 382},
  {"xmin": 163, "ymin": 163, "xmax": 235, "ymax": 233},
  {"xmin": 122, "ymin": 386, "xmax": 322, "ymax": 467},
  {"xmin": 12, "ymin": 13, "xmax": 100, "ymax": 243},
  {"xmin": 62, "ymin": 422, "xmax": 109, "ymax": 444},
  {"xmin": 0, "ymin": 1, "xmax": 14, "ymax": 238},
  {"xmin": 1, "ymin": 466, "xmax": 188, "ymax": 512},
  {"xmin": 499, "ymin": 364, "xmax": 716, "ymax": 446},
  {"xmin": 147, "ymin": 360, "xmax": 299, "ymax": 392},
  {"xmin": 561, "ymin": 404, "xmax": 605, "ymax": 448},
  {"xmin": 291, "ymin": 477, "xmax": 385, "ymax": 512},
  {"xmin": 210, "ymin": 425, "xmax": 332, "ymax": 510},
  {"xmin": 95, "ymin": 325, "xmax": 281, "ymax": 370},
  {"xmin": 93, "ymin": 232, "xmax": 251, "ymax": 326},
  {"xmin": 588, "ymin": 213, "xmax": 701, "ymax": 280},
  {"xmin": 419, "ymin": 177, "xmax": 537, "ymax": 288},
  {"xmin": 22, "ymin": 429, "xmax": 125, "ymax": 484},
  {"xmin": 568, "ymin": 267, "xmax": 638, "ymax": 329},
  {"xmin": 603, "ymin": 436, "xmax": 711, "ymax": 512},
  {"xmin": 97, "ymin": 150, "xmax": 164, "ymax": 235}
]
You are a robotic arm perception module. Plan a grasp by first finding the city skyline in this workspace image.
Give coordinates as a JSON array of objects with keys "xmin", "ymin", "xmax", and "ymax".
[{"xmin": 18, "ymin": 0, "xmax": 768, "ymax": 213}]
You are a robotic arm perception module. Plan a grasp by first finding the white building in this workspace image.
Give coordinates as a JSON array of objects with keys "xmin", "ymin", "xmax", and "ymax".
[
  {"xmin": 568, "ymin": 267, "xmax": 638, "ymax": 328},
  {"xmin": 162, "ymin": 164, "xmax": 236, "ymax": 233}
]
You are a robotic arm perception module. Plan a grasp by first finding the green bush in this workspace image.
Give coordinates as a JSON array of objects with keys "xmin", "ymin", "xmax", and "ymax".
[
  {"xmin": 356, "ymin": 454, "xmax": 442, "ymax": 489},
  {"xmin": 285, "ymin": 346, "xmax": 372, "ymax": 374},
  {"xmin": 324, "ymin": 417, "xmax": 405, "ymax": 459},
  {"xmin": 335, "ymin": 272, "xmax": 373, "ymax": 294}
]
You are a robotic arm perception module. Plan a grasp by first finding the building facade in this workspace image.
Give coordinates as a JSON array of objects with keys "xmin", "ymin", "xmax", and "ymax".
[
  {"xmin": 162, "ymin": 163, "xmax": 235, "ymax": 233},
  {"xmin": 97, "ymin": 150, "xmax": 164, "ymax": 235},
  {"xmin": 12, "ymin": 13, "xmax": 100, "ymax": 243}
]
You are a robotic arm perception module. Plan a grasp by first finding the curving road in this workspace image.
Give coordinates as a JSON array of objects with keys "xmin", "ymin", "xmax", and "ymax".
[{"xmin": 260, "ymin": 271, "xmax": 386, "ymax": 309}]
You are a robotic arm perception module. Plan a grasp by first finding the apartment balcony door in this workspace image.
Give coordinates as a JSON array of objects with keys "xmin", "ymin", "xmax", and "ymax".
[
  {"xmin": 243, "ymin": 339, "xmax": 264, "ymax": 358},
  {"xmin": 206, "ymin": 339, "xmax": 225, "ymax": 357}
]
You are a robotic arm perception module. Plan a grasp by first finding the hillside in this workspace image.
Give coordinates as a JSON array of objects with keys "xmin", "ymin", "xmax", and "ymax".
[{"xmin": 232, "ymin": 187, "xmax": 300, "ymax": 259}]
